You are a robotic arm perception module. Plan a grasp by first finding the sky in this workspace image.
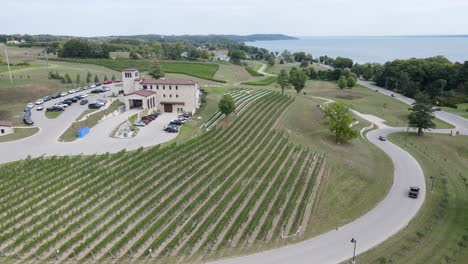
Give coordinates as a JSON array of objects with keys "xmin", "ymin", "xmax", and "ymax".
[{"xmin": 2, "ymin": 0, "xmax": 468, "ymax": 37}]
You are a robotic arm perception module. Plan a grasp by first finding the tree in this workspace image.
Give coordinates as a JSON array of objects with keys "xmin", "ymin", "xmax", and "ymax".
[
  {"xmin": 347, "ymin": 76, "xmax": 356, "ymax": 87},
  {"xmin": 408, "ymin": 93, "xmax": 435, "ymax": 135},
  {"xmin": 281, "ymin": 50, "xmax": 294, "ymax": 63},
  {"xmin": 218, "ymin": 94, "xmax": 235, "ymax": 115},
  {"xmin": 64, "ymin": 73, "xmax": 72, "ymax": 83},
  {"xmin": 75, "ymin": 74, "xmax": 80, "ymax": 84},
  {"xmin": 228, "ymin": 49, "xmax": 246, "ymax": 64},
  {"xmin": 267, "ymin": 57, "xmax": 275, "ymax": 67},
  {"xmin": 338, "ymin": 76, "xmax": 347, "ymax": 89},
  {"xmin": 289, "ymin": 67, "xmax": 307, "ymax": 94},
  {"xmin": 322, "ymin": 102, "xmax": 359, "ymax": 144},
  {"xmin": 129, "ymin": 51, "xmax": 139, "ymax": 60},
  {"xmin": 86, "ymin": 72, "xmax": 92, "ymax": 83},
  {"xmin": 104, "ymin": 75, "xmax": 108, "ymax": 81},
  {"xmin": 148, "ymin": 61, "xmax": 165, "ymax": 79},
  {"xmin": 111, "ymin": 74, "xmax": 116, "ymax": 81},
  {"xmin": 94, "ymin": 75, "xmax": 100, "ymax": 83},
  {"xmin": 293, "ymin": 52, "xmax": 307, "ymax": 62},
  {"xmin": 276, "ymin": 70, "xmax": 290, "ymax": 95},
  {"xmin": 300, "ymin": 61, "xmax": 309, "ymax": 68},
  {"xmin": 426, "ymin": 79, "xmax": 446, "ymax": 99}
]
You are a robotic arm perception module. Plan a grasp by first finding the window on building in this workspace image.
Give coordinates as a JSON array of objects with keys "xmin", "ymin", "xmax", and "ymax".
[
  {"xmin": 156, "ymin": 85, "xmax": 159, "ymax": 90},
  {"xmin": 1, "ymin": 129, "xmax": 4, "ymax": 134},
  {"xmin": 152, "ymin": 97, "xmax": 155, "ymax": 107},
  {"xmin": 169, "ymin": 85, "xmax": 172, "ymax": 90},
  {"xmin": 176, "ymin": 86, "xmax": 178, "ymax": 90},
  {"xmin": 163, "ymin": 94, "xmax": 166, "ymax": 98},
  {"xmin": 163, "ymin": 85, "xmax": 165, "ymax": 90},
  {"xmin": 176, "ymin": 94, "xmax": 179, "ymax": 98},
  {"xmin": 150, "ymin": 85, "xmax": 153, "ymax": 90},
  {"xmin": 143, "ymin": 85, "xmax": 147, "ymax": 89},
  {"xmin": 170, "ymin": 94, "xmax": 172, "ymax": 98}
]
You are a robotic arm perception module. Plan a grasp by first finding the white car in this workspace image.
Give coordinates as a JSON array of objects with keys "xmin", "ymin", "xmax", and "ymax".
[
  {"xmin": 35, "ymin": 99, "xmax": 44, "ymax": 105},
  {"xmin": 68, "ymin": 89, "xmax": 77, "ymax": 94},
  {"xmin": 26, "ymin": 102, "xmax": 34, "ymax": 109},
  {"xmin": 36, "ymin": 105, "xmax": 44, "ymax": 111},
  {"xmin": 90, "ymin": 84, "xmax": 96, "ymax": 88},
  {"xmin": 54, "ymin": 103, "xmax": 68, "ymax": 108},
  {"xmin": 60, "ymin": 92, "xmax": 68, "ymax": 97},
  {"xmin": 80, "ymin": 94, "xmax": 88, "ymax": 98}
]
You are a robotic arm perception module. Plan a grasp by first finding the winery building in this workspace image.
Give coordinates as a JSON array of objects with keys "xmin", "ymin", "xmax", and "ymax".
[{"xmin": 120, "ymin": 68, "xmax": 200, "ymax": 114}]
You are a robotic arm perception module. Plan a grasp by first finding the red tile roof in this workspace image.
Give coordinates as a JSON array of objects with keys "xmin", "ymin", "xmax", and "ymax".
[
  {"xmin": 0, "ymin": 120, "xmax": 13, "ymax": 127},
  {"xmin": 128, "ymin": 90, "xmax": 156, "ymax": 97},
  {"xmin": 140, "ymin": 79, "xmax": 196, "ymax": 85},
  {"xmin": 123, "ymin": 68, "xmax": 139, "ymax": 71}
]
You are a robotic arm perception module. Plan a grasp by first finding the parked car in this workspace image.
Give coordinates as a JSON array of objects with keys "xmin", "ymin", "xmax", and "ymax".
[
  {"xmin": 169, "ymin": 119, "xmax": 183, "ymax": 126},
  {"xmin": 164, "ymin": 125, "xmax": 179, "ymax": 133},
  {"xmin": 42, "ymin": 95, "xmax": 51, "ymax": 102},
  {"xmin": 133, "ymin": 121, "xmax": 146, "ymax": 127},
  {"xmin": 23, "ymin": 111, "xmax": 31, "ymax": 118},
  {"xmin": 51, "ymin": 93, "xmax": 61, "ymax": 99},
  {"xmin": 64, "ymin": 99, "xmax": 74, "ymax": 105},
  {"xmin": 95, "ymin": 83, "xmax": 101, "ymax": 87},
  {"xmin": 23, "ymin": 118, "xmax": 34, "ymax": 125},
  {"xmin": 434, "ymin": 107, "xmax": 442, "ymax": 111},
  {"xmin": 70, "ymin": 97, "xmax": 78, "ymax": 103},
  {"xmin": 79, "ymin": 94, "xmax": 88, "ymax": 98},
  {"xmin": 80, "ymin": 99, "xmax": 89, "ymax": 105},
  {"xmin": 96, "ymin": 99, "xmax": 107, "ymax": 105},
  {"xmin": 54, "ymin": 103, "xmax": 68, "ymax": 108},
  {"xmin": 26, "ymin": 102, "xmax": 34, "ymax": 109},
  {"xmin": 60, "ymin": 91, "xmax": 68, "ymax": 97},
  {"xmin": 35, "ymin": 99, "xmax": 44, "ymax": 105},
  {"xmin": 90, "ymin": 84, "xmax": 96, "ymax": 88},
  {"xmin": 379, "ymin": 136, "xmax": 387, "ymax": 141},
  {"xmin": 102, "ymin": 86, "xmax": 110, "ymax": 92},
  {"xmin": 391, "ymin": 94, "xmax": 395, "ymax": 97},
  {"xmin": 47, "ymin": 106, "xmax": 65, "ymax": 112},
  {"xmin": 91, "ymin": 88, "xmax": 104, "ymax": 94},
  {"xmin": 103, "ymin": 80, "xmax": 113, "ymax": 85},
  {"xmin": 408, "ymin": 186, "xmax": 420, "ymax": 198},
  {"xmin": 68, "ymin": 89, "xmax": 77, "ymax": 94},
  {"xmin": 36, "ymin": 105, "xmax": 44, "ymax": 111},
  {"xmin": 88, "ymin": 103, "xmax": 102, "ymax": 109}
]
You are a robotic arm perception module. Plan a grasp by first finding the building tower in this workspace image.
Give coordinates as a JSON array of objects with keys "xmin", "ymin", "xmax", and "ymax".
[{"xmin": 121, "ymin": 68, "xmax": 140, "ymax": 94}]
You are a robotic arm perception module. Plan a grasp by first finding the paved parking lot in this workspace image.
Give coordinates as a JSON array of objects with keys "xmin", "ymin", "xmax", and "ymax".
[{"xmin": 0, "ymin": 84, "xmax": 178, "ymax": 164}]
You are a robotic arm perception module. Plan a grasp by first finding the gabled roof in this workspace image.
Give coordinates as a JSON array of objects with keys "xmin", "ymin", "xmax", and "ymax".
[
  {"xmin": 128, "ymin": 90, "xmax": 156, "ymax": 97},
  {"xmin": 0, "ymin": 120, "xmax": 13, "ymax": 127},
  {"xmin": 123, "ymin": 68, "xmax": 139, "ymax": 71},
  {"xmin": 139, "ymin": 79, "xmax": 196, "ymax": 85}
]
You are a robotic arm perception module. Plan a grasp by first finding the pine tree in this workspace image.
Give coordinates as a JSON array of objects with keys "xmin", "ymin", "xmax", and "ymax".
[
  {"xmin": 111, "ymin": 74, "xmax": 116, "ymax": 81},
  {"xmin": 86, "ymin": 72, "xmax": 92, "ymax": 83},
  {"xmin": 148, "ymin": 61, "xmax": 165, "ymax": 79},
  {"xmin": 75, "ymin": 74, "xmax": 81, "ymax": 84},
  {"xmin": 408, "ymin": 93, "xmax": 435, "ymax": 135},
  {"xmin": 104, "ymin": 75, "xmax": 108, "ymax": 81},
  {"xmin": 94, "ymin": 75, "xmax": 100, "ymax": 83}
]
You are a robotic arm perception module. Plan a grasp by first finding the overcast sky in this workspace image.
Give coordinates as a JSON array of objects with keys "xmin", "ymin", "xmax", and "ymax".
[{"xmin": 2, "ymin": 0, "xmax": 468, "ymax": 37}]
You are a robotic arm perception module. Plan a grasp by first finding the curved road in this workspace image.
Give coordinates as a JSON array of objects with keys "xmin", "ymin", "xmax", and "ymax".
[{"xmin": 1, "ymin": 80, "xmax": 467, "ymax": 263}]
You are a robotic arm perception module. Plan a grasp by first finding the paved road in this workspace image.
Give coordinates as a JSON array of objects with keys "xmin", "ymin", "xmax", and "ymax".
[
  {"xmin": 0, "ymin": 85, "xmax": 178, "ymax": 164},
  {"xmin": 358, "ymin": 80, "xmax": 468, "ymax": 134}
]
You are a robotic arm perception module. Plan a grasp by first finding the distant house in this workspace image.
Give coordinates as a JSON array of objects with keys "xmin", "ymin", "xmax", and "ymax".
[
  {"xmin": 212, "ymin": 53, "xmax": 230, "ymax": 62},
  {"xmin": 181, "ymin": 51, "xmax": 189, "ymax": 58},
  {"xmin": 6, "ymin": 39, "xmax": 25, "ymax": 44},
  {"xmin": 0, "ymin": 120, "xmax": 13, "ymax": 136}
]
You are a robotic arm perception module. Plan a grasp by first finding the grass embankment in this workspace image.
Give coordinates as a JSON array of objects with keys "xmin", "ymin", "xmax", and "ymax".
[
  {"xmin": 304, "ymin": 81, "xmax": 454, "ymax": 129},
  {"xmin": 245, "ymin": 66, "xmax": 264, "ymax": 77},
  {"xmin": 51, "ymin": 58, "xmax": 225, "ymax": 83},
  {"xmin": 357, "ymin": 133, "xmax": 468, "ymax": 264},
  {"xmin": 242, "ymin": 76, "xmax": 277, "ymax": 86},
  {"xmin": 59, "ymin": 100, "xmax": 124, "ymax": 142},
  {"xmin": 45, "ymin": 111, "xmax": 62, "ymax": 119},
  {"xmin": 276, "ymin": 95, "xmax": 394, "ymax": 237},
  {"xmin": 0, "ymin": 127, "xmax": 39, "ymax": 143}
]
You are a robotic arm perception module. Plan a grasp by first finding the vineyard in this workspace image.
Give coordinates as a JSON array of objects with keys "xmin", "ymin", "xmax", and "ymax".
[{"xmin": 0, "ymin": 92, "xmax": 325, "ymax": 262}]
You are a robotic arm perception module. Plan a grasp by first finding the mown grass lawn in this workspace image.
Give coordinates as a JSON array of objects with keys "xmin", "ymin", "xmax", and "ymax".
[
  {"xmin": 45, "ymin": 111, "xmax": 63, "ymax": 119},
  {"xmin": 0, "ymin": 127, "xmax": 39, "ymax": 143},
  {"xmin": 357, "ymin": 133, "xmax": 468, "ymax": 264},
  {"xmin": 242, "ymin": 76, "xmax": 277, "ymax": 86},
  {"xmin": 441, "ymin": 103, "xmax": 468, "ymax": 119},
  {"xmin": 275, "ymin": 95, "xmax": 394, "ymax": 237}
]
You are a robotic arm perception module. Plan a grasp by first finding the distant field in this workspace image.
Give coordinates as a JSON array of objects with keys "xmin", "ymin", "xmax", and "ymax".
[
  {"xmin": 357, "ymin": 133, "xmax": 468, "ymax": 264},
  {"xmin": 52, "ymin": 58, "xmax": 225, "ymax": 83}
]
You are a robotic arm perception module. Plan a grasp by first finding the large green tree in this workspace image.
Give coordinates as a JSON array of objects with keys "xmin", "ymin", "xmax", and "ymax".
[
  {"xmin": 276, "ymin": 69, "xmax": 290, "ymax": 95},
  {"xmin": 347, "ymin": 76, "xmax": 356, "ymax": 87},
  {"xmin": 322, "ymin": 102, "xmax": 359, "ymax": 144},
  {"xmin": 338, "ymin": 76, "xmax": 347, "ymax": 89},
  {"xmin": 408, "ymin": 93, "xmax": 435, "ymax": 135},
  {"xmin": 289, "ymin": 67, "xmax": 307, "ymax": 94},
  {"xmin": 218, "ymin": 94, "xmax": 235, "ymax": 115},
  {"xmin": 148, "ymin": 61, "xmax": 165, "ymax": 79}
]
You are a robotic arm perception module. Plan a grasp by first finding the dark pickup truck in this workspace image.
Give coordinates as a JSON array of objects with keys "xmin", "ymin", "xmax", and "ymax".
[{"xmin": 408, "ymin": 186, "xmax": 420, "ymax": 198}]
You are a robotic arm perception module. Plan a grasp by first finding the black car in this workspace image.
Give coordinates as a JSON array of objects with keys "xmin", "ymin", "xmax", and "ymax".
[
  {"xmin": 88, "ymin": 103, "xmax": 102, "ymax": 109},
  {"xmin": 74, "ymin": 95, "xmax": 82, "ymax": 100},
  {"xmin": 91, "ymin": 88, "xmax": 104, "ymax": 94},
  {"xmin": 52, "ymin": 93, "xmax": 61, "ymax": 99},
  {"xmin": 80, "ymin": 99, "xmax": 89, "ymax": 105},
  {"xmin": 62, "ymin": 100, "xmax": 72, "ymax": 106},
  {"xmin": 95, "ymin": 83, "xmax": 101, "ymax": 87},
  {"xmin": 46, "ymin": 106, "xmax": 65, "ymax": 112},
  {"xmin": 408, "ymin": 186, "xmax": 420, "ymax": 198},
  {"xmin": 169, "ymin": 120, "xmax": 183, "ymax": 126},
  {"xmin": 70, "ymin": 97, "xmax": 78, "ymax": 103},
  {"xmin": 23, "ymin": 118, "xmax": 34, "ymax": 125},
  {"xmin": 164, "ymin": 125, "xmax": 179, "ymax": 133}
]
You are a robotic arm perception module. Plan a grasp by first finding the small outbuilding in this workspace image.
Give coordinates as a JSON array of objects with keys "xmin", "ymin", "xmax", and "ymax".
[
  {"xmin": 0, "ymin": 120, "xmax": 14, "ymax": 136},
  {"xmin": 125, "ymin": 89, "xmax": 157, "ymax": 111}
]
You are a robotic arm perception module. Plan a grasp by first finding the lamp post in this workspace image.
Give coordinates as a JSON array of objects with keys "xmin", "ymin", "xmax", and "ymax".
[{"xmin": 350, "ymin": 238, "xmax": 357, "ymax": 264}]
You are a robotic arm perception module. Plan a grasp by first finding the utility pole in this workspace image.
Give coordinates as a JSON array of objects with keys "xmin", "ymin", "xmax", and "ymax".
[{"xmin": 4, "ymin": 46, "xmax": 13, "ymax": 86}]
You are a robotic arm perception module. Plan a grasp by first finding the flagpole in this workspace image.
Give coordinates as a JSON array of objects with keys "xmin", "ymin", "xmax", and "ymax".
[{"xmin": 4, "ymin": 46, "xmax": 13, "ymax": 86}]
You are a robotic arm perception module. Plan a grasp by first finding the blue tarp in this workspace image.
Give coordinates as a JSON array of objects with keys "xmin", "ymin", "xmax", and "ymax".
[{"xmin": 77, "ymin": 126, "xmax": 90, "ymax": 138}]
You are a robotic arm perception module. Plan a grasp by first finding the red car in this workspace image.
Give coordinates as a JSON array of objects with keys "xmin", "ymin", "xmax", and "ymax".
[{"xmin": 103, "ymin": 80, "xmax": 113, "ymax": 85}]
